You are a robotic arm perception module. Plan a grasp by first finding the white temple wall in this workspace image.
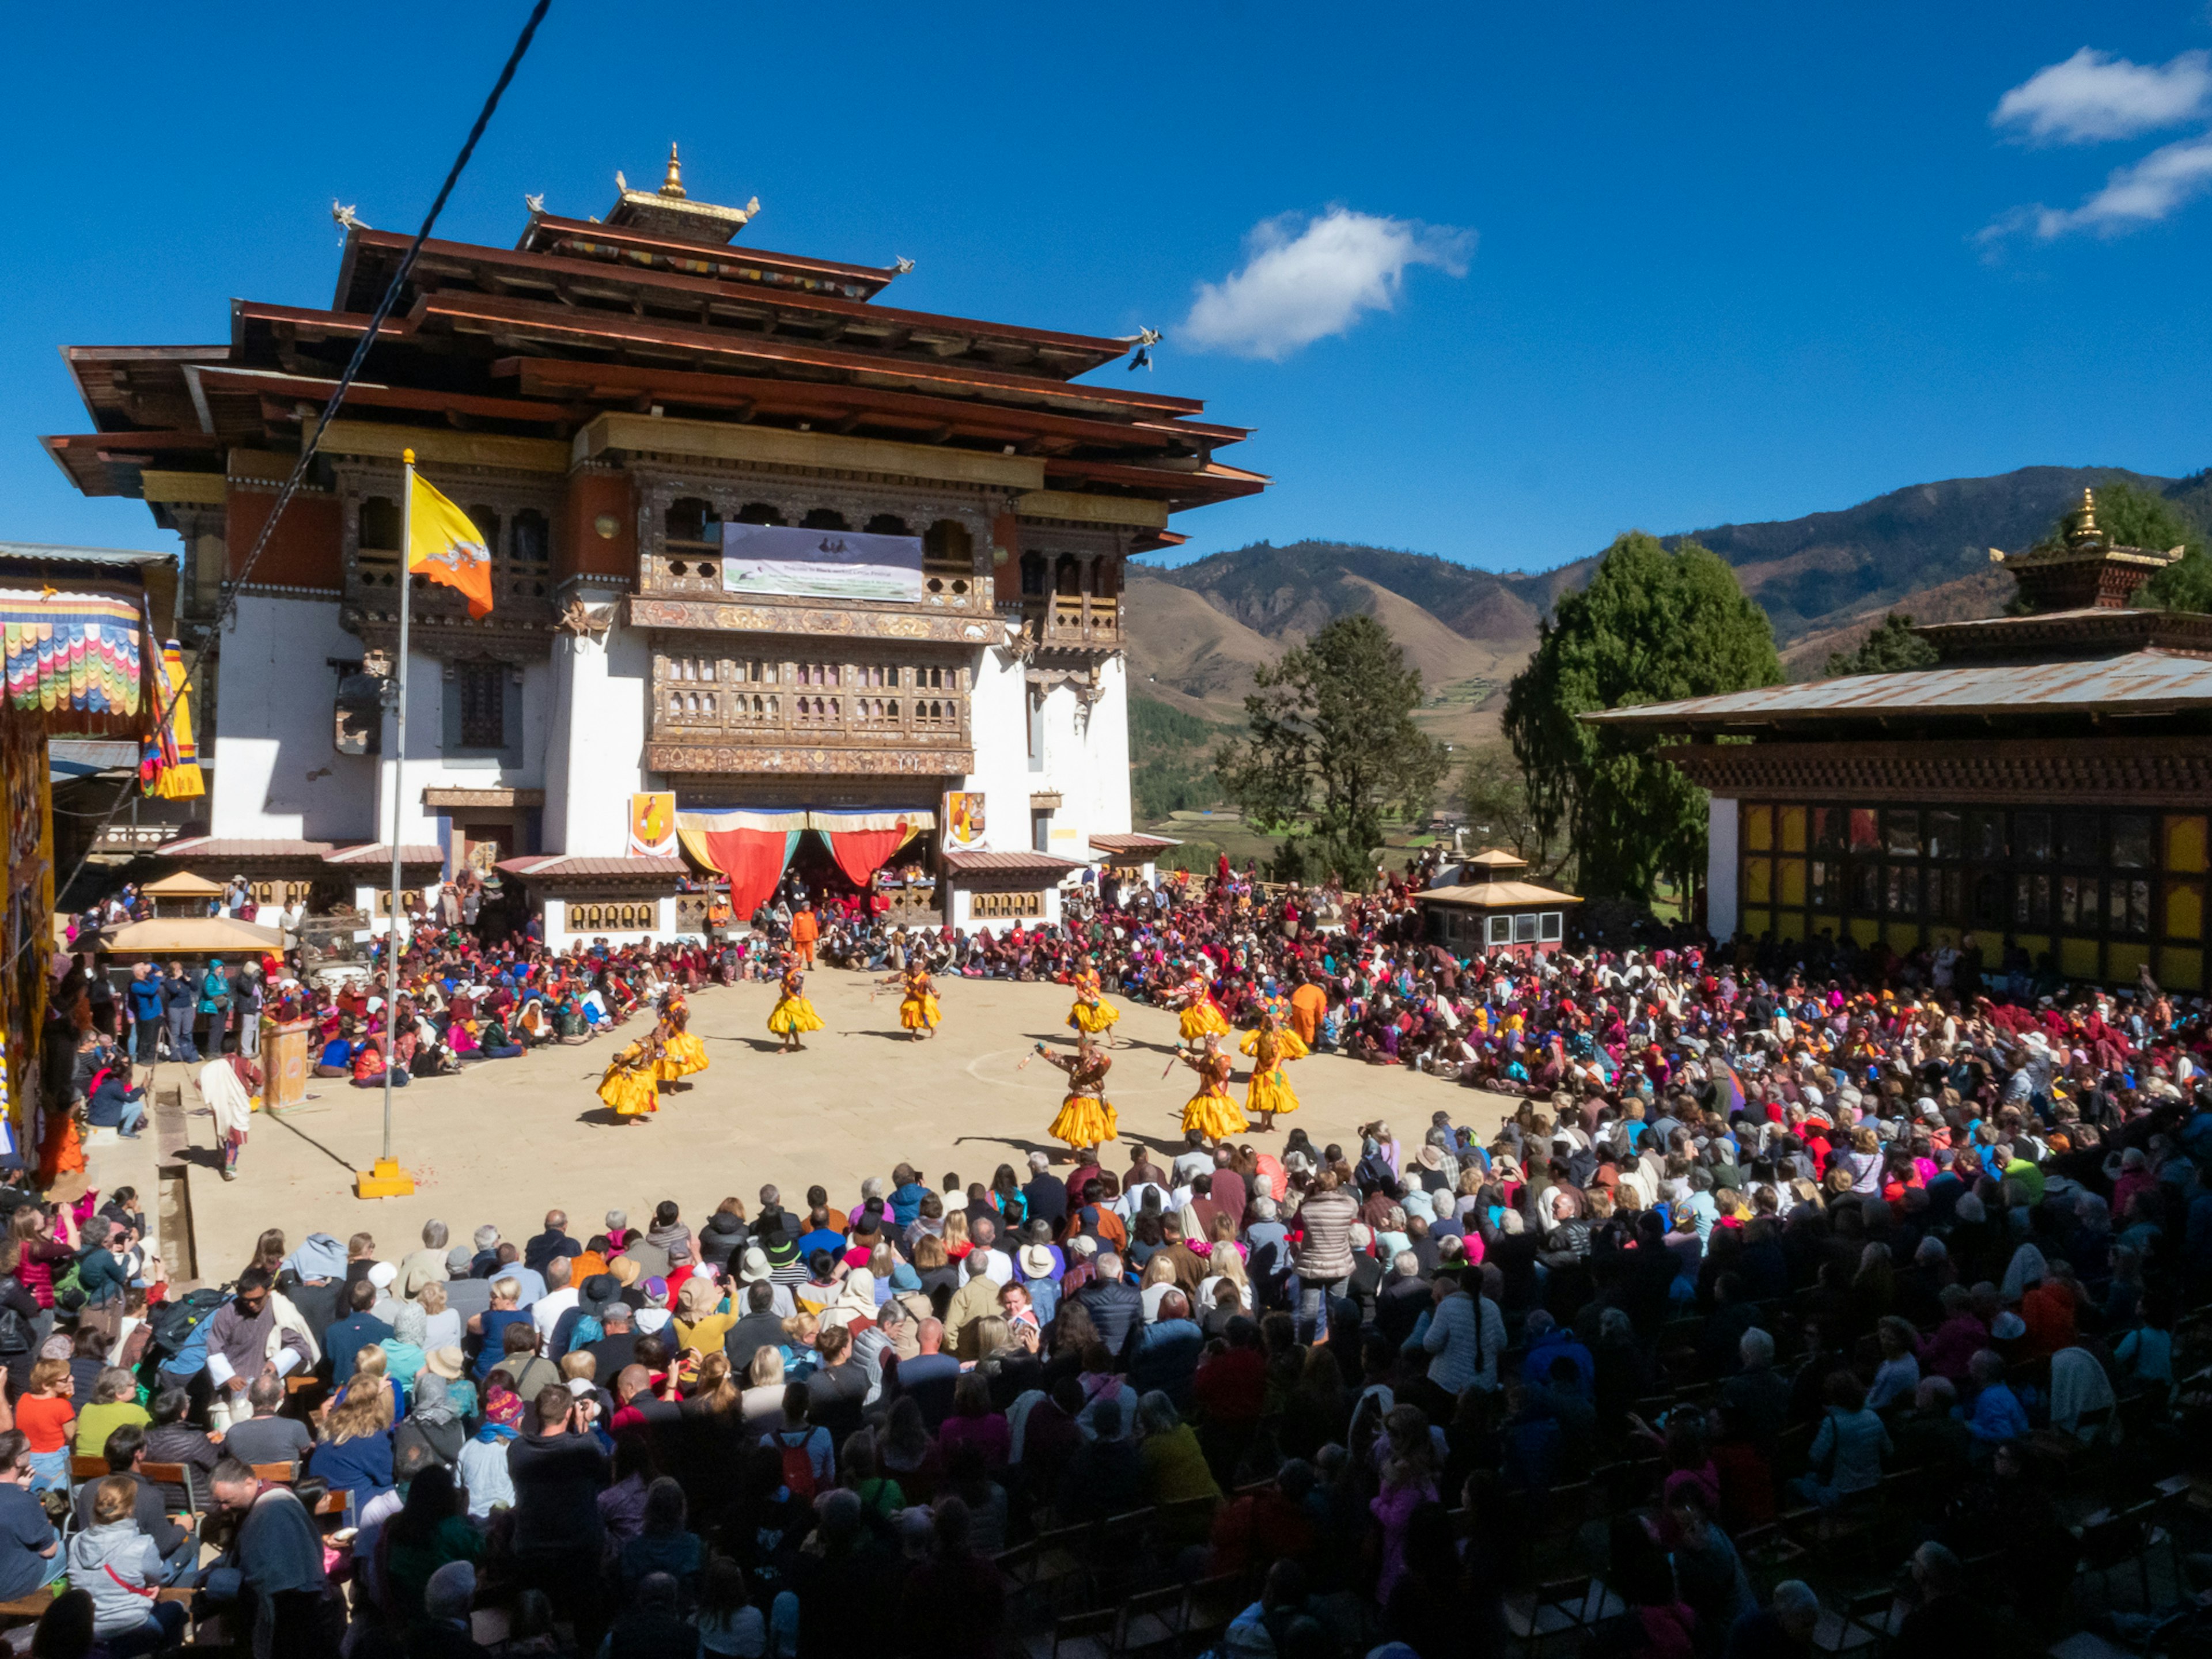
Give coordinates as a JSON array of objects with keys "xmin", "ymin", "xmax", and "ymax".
[
  {"xmin": 211, "ymin": 594, "xmax": 379, "ymax": 841},
  {"xmin": 542, "ymin": 621, "xmax": 652, "ymax": 858}
]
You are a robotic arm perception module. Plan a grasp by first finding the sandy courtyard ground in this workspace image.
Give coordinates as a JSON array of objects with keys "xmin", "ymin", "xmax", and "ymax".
[{"xmin": 175, "ymin": 972, "xmax": 1517, "ymax": 1274}]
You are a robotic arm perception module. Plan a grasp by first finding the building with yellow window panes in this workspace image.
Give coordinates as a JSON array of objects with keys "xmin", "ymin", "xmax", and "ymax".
[{"xmin": 1583, "ymin": 491, "xmax": 2212, "ymax": 991}]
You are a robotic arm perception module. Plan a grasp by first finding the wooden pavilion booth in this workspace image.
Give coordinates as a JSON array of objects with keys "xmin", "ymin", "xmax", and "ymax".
[
  {"xmin": 1419, "ymin": 849, "xmax": 1582, "ymax": 959},
  {"xmin": 1585, "ymin": 491, "xmax": 2212, "ymax": 991}
]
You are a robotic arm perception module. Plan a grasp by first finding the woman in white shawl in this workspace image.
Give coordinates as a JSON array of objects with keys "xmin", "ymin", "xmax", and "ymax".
[
  {"xmin": 200, "ymin": 1052, "xmax": 255, "ymax": 1182},
  {"xmin": 2000, "ymin": 1243, "xmax": 2051, "ymax": 1305},
  {"xmin": 2049, "ymin": 1345, "xmax": 2117, "ymax": 1440}
]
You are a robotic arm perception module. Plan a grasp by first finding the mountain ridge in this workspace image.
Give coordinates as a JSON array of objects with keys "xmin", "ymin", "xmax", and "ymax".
[{"xmin": 1122, "ymin": 463, "xmax": 2207, "ymax": 806}]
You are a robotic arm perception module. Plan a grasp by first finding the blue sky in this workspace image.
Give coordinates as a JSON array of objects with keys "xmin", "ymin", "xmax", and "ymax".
[{"xmin": 3, "ymin": 1, "xmax": 2209, "ymax": 575}]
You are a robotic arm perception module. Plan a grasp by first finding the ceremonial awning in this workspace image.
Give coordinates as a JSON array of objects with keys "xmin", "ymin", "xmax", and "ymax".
[
  {"xmin": 0, "ymin": 586, "xmax": 147, "ymax": 734},
  {"xmin": 809, "ymin": 808, "xmax": 928, "ymax": 888},
  {"xmin": 674, "ymin": 808, "xmax": 937, "ymax": 916}
]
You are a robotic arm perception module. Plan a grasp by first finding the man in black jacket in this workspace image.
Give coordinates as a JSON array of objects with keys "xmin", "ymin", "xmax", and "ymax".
[
  {"xmin": 722, "ymin": 1281, "xmax": 790, "ymax": 1377},
  {"xmin": 1022, "ymin": 1153, "xmax": 1068, "ymax": 1232},
  {"xmin": 1374, "ymin": 1252, "xmax": 1433, "ymax": 1349},
  {"xmin": 509, "ymin": 1385, "xmax": 609, "ymax": 1630},
  {"xmin": 522, "ymin": 1211, "xmax": 581, "ymax": 1277},
  {"xmin": 1074, "ymin": 1251, "xmax": 1141, "ymax": 1360}
]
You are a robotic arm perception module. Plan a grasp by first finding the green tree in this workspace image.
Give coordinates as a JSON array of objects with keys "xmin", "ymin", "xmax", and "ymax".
[
  {"xmin": 1503, "ymin": 532, "xmax": 1779, "ymax": 904},
  {"xmin": 1214, "ymin": 615, "xmax": 1450, "ymax": 882},
  {"xmin": 1457, "ymin": 742, "xmax": 1555, "ymax": 868},
  {"xmin": 1825, "ymin": 612, "xmax": 1938, "ymax": 677}
]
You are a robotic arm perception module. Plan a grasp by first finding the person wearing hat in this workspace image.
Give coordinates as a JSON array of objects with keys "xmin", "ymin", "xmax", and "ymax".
[
  {"xmin": 1013, "ymin": 1247, "xmax": 1057, "ymax": 1327},
  {"xmin": 421, "ymin": 1345, "xmax": 476, "ymax": 1418}
]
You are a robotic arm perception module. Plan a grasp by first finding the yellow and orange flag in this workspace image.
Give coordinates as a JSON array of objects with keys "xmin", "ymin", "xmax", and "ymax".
[{"xmin": 407, "ymin": 468, "xmax": 495, "ymax": 619}]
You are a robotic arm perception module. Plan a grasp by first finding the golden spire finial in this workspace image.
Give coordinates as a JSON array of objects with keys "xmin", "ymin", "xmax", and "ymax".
[
  {"xmin": 659, "ymin": 143, "xmax": 686, "ymax": 200},
  {"xmin": 2069, "ymin": 486, "xmax": 2100, "ymax": 545}
]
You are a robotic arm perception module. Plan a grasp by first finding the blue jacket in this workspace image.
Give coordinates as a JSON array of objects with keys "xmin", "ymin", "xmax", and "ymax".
[
  {"xmin": 84, "ymin": 1076, "xmax": 143, "ymax": 1130},
  {"xmin": 126, "ymin": 980, "xmax": 164, "ymax": 1022},
  {"xmin": 160, "ymin": 977, "xmax": 195, "ymax": 1012},
  {"xmin": 1960, "ymin": 1381, "xmax": 2030, "ymax": 1444}
]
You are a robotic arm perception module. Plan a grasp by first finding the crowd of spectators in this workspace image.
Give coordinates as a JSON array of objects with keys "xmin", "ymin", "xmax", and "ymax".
[{"xmin": 7, "ymin": 853, "xmax": 2211, "ymax": 1659}]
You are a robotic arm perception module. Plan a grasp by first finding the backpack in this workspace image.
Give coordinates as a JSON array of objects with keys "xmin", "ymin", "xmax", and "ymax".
[
  {"xmin": 774, "ymin": 1428, "xmax": 819, "ymax": 1503},
  {"xmin": 146, "ymin": 1286, "xmax": 228, "ymax": 1365},
  {"xmin": 51, "ymin": 1256, "xmax": 86, "ymax": 1314}
]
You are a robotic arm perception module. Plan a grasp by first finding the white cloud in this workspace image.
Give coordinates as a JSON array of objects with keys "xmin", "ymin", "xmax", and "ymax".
[
  {"xmin": 1180, "ymin": 207, "xmax": 1472, "ymax": 360},
  {"xmin": 1983, "ymin": 129, "xmax": 2212, "ymax": 243},
  {"xmin": 1992, "ymin": 46, "xmax": 2212, "ymax": 143}
]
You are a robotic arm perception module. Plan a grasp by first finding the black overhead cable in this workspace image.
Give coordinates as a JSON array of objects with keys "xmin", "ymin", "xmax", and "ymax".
[{"xmin": 39, "ymin": 0, "xmax": 553, "ymax": 944}]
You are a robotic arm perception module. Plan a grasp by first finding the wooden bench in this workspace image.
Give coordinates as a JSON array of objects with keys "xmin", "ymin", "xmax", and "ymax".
[
  {"xmin": 0, "ymin": 1590, "xmax": 58, "ymax": 1630},
  {"xmin": 137, "ymin": 1459, "xmax": 202, "ymax": 1516},
  {"xmin": 253, "ymin": 1462, "xmax": 347, "ymax": 1520}
]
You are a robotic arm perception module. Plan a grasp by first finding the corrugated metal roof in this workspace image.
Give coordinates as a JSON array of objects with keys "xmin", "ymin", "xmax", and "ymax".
[
  {"xmin": 1421, "ymin": 881, "xmax": 1583, "ymax": 909},
  {"xmin": 141, "ymin": 872, "xmax": 224, "ymax": 896},
  {"xmin": 1089, "ymin": 833, "xmax": 1179, "ymax": 853},
  {"xmin": 323, "ymin": 843, "xmax": 444, "ymax": 866},
  {"xmin": 100, "ymin": 916, "xmax": 291, "ymax": 955},
  {"xmin": 50, "ymin": 739, "xmax": 139, "ymax": 778},
  {"xmin": 1582, "ymin": 649, "xmax": 2212, "ymax": 729},
  {"xmin": 164, "ymin": 837, "xmax": 335, "ymax": 860},
  {"xmin": 945, "ymin": 851, "xmax": 1088, "ymax": 875},
  {"xmin": 496, "ymin": 855, "xmax": 689, "ymax": 880},
  {"xmin": 0, "ymin": 542, "xmax": 176, "ymax": 569}
]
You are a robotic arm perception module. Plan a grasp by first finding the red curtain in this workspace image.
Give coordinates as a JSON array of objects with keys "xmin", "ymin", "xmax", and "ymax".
[
  {"xmin": 676, "ymin": 812, "xmax": 804, "ymax": 919},
  {"xmin": 810, "ymin": 810, "xmax": 921, "ymax": 888}
]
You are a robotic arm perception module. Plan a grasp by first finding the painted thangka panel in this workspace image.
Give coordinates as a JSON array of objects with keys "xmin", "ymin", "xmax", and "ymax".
[{"xmin": 0, "ymin": 711, "xmax": 52, "ymax": 1170}]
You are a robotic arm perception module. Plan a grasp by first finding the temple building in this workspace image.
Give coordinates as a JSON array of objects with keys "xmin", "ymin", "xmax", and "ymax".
[
  {"xmin": 1588, "ymin": 491, "xmax": 2212, "ymax": 992},
  {"xmin": 43, "ymin": 149, "xmax": 1263, "ymax": 938}
]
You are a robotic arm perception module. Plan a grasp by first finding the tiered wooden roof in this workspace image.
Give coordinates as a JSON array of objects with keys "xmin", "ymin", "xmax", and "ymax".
[{"xmin": 44, "ymin": 160, "xmax": 1264, "ymax": 539}]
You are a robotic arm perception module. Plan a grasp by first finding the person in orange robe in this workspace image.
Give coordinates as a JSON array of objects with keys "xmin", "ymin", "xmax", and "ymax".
[
  {"xmin": 1289, "ymin": 974, "xmax": 1328, "ymax": 1050},
  {"xmin": 789, "ymin": 902, "xmax": 820, "ymax": 968}
]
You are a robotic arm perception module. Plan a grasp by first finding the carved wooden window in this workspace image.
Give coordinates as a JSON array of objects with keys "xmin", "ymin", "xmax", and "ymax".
[
  {"xmin": 972, "ymin": 891, "xmax": 1043, "ymax": 919},
  {"xmin": 512, "ymin": 509, "xmax": 550, "ymax": 565},
  {"xmin": 467, "ymin": 506, "xmax": 503, "ymax": 557},
  {"xmin": 796, "ymin": 663, "xmax": 839, "ymax": 687},
  {"xmin": 801, "ymin": 508, "xmax": 849, "ymax": 532},
  {"xmin": 456, "ymin": 662, "xmax": 505, "ymax": 749},
  {"xmin": 1020, "ymin": 551, "xmax": 1047, "ymax": 597},
  {"xmin": 361, "ymin": 497, "xmax": 402, "ymax": 552},
  {"xmin": 923, "ymin": 520, "xmax": 971, "ymax": 597}
]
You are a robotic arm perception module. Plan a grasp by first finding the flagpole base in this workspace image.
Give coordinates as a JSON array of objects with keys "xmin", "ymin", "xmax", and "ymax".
[{"xmin": 354, "ymin": 1158, "xmax": 416, "ymax": 1200}]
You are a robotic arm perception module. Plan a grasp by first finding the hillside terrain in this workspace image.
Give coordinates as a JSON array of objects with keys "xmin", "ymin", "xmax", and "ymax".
[{"xmin": 1125, "ymin": 463, "xmax": 2210, "ymax": 816}]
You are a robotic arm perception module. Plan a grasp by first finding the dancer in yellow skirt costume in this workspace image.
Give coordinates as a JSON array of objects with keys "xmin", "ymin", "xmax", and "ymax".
[
  {"xmin": 598, "ymin": 1035, "xmax": 661, "ymax": 1123},
  {"xmin": 653, "ymin": 993, "xmax": 710, "ymax": 1086},
  {"xmin": 884, "ymin": 964, "xmax": 941, "ymax": 1040},
  {"xmin": 1239, "ymin": 1009, "xmax": 1302, "ymax": 1130},
  {"xmin": 1066, "ymin": 957, "xmax": 1120, "ymax": 1044},
  {"xmin": 767, "ymin": 963, "xmax": 826, "ymax": 1054},
  {"xmin": 1036, "ymin": 1032, "xmax": 1116, "ymax": 1157},
  {"xmin": 1176, "ymin": 1032, "xmax": 1248, "ymax": 1141},
  {"xmin": 1167, "ymin": 964, "xmax": 1230, "ymax": 1047}
]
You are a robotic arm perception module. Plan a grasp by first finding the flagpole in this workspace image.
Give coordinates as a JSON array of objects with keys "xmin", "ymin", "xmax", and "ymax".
[{"xmin": 360, "ymin": 451, "xmax": 418, "ymax": 1199}]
